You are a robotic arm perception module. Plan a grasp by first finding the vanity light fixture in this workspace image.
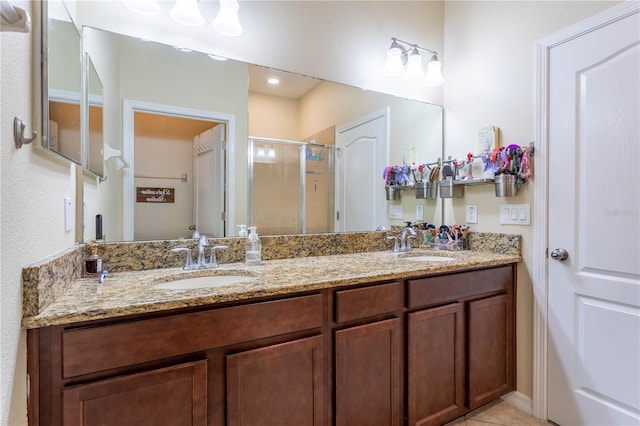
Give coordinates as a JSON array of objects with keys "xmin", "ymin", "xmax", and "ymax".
[
  {"xmin": 212, "ymin": 0, "xmax": 243, "ymax": 37},
  {"xmin": 170, "ymin": 0, "xmax": 204, "ymax": 26},
  {"xmin": 123, "ymin": 0, "xmax": 160, "ymax": 15},
  {"xmin": 383, "ymin": 37, "xmax": 443, "ymax": 87}
]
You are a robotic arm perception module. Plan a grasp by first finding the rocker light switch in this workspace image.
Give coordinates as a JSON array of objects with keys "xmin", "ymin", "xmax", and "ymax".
[{"xmin": 500, "ymin": 204, "xmax": 531, "ymax": 225}]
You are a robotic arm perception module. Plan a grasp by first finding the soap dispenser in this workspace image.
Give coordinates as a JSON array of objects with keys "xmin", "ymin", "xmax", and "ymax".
[
  {"xmin": 245, "ymin": 226, "xmax": 261, "ymax": 266},
  {"xmin": 237, "ymin": 224, "xmax": 248, "ymax": 237}
]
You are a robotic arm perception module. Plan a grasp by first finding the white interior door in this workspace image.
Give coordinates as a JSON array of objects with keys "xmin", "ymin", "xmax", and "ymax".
[
  {"xmin": 335, "ymin": 109, "xmax": 389, "ymax": 232},
  {"xmin": 193, "ymin": 124, "xmax": 225, "ymax": 237},
  {"xmin": 547, "ymin": 9, "xmax": 640, "ymax": 426}
]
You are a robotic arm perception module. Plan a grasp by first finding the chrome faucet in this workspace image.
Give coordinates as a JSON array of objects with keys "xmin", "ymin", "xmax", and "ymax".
[
  {"xmin": 171, "ymin": 236, "xmax": 229, "ymax": 270},
  {"xmin": 197, "ymin": 235, "xmax": 209, "ymax": 266},
  {"xmin": 400, "ymin": 225, "xmax": 417, "ymax": 251}
]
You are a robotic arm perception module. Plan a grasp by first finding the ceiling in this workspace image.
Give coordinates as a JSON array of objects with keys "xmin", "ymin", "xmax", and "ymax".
[{"xmin": 248, "ymin": 65, "xmax": 321, "ymax": 99}]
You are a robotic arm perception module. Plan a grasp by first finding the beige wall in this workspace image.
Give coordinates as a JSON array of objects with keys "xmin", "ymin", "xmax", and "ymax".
[
  {"xmin": 442, "ymin": 0, "xmax": 619, "ymax": 400},
  {"xmin": 1, "ymin": 2, "xmax": 78, "ymax": 424},
  {"xmin": 248, "ymin": 92, "xmax": 300, "ymax": 140}
]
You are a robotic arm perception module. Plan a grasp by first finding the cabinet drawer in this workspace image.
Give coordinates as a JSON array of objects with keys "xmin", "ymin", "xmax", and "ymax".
[
  {"xmin": 335, "ymin": 282, "xmax": 401, "ymax": 323},
  {"xmin": 62, "ymin": 294, "xmax": 323, "ymax": 378},
  {"xmin": 407, "ymin": 266, "xmax": 513, "ymax": 309}
]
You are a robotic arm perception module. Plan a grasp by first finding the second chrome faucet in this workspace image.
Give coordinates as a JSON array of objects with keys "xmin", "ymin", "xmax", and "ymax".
[{"xmin": 387, "ymin": 225, "xmax": 417, "ymax": 252}]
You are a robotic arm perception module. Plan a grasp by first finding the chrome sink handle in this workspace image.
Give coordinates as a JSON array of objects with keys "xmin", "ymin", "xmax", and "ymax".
[
  {"xmin": 171, "ymin": 247, "xmax": 194, "ymax": 270},
  {"xmin": 387, "ymin": 236, "xmax": 400, "ymax": 252},
  {"xmin": 207, "ymin": 245, "xmax": 229, "ymax": 268}
]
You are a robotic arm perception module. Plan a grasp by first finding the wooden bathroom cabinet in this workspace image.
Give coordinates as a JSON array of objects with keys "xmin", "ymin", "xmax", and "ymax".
[{"xmin": 27, "ymin": 264, "xmax": 516, "ymax": 426}]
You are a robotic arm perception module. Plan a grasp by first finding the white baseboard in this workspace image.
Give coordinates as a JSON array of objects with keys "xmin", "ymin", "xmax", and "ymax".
[{"xmin": 501, "ymin": 391, "xmax": 534, "ymax": 416}]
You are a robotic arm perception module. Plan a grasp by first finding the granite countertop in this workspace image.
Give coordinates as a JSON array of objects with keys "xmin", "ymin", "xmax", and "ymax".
[{"xmin": 22, "ymin": 249, "xmax": 520, "ymax": 328}]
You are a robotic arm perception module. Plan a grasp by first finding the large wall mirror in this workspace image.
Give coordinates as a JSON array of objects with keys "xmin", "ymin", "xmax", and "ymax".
[
  {"xmin": 72, "ymin": 15, "xmax": 443, "ymax": 241},
  {"xmin": 42, "ymin": 0, "xmax": 82, "ymax": 164},
  {"xmin": 80, "ymin": 26, "xmax": 443, "ymax": 242}
]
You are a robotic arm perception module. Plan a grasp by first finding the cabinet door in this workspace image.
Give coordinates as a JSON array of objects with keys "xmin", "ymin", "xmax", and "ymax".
[
  {"xmin": 335, "ymin": 318, "xmax": 401, "ymax": 426},
  {"xmin": 468, "ymin": 293, "xmax": 514, "ymax": 409},
  {"xmin": 226, "ymin": 335, "xmax": 325, "ymax": 426},
  {"xmin": 407, "ymin": 303, "xmax": 465, "ymax": 426},
  {"xmin": 62, "ymin": 360, "xmax": 207, "ymax": 426}
]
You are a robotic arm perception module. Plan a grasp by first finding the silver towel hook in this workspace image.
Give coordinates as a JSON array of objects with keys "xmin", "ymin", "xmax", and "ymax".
[{"xmin": 14, "ymin": 117, "xmax": 37, "ymax": 149}]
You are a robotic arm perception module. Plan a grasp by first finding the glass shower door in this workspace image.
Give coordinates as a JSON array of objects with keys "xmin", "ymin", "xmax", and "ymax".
[
  {"xmin": 249, "ymin": 139, "xmax": 304, "ymax": 235},
  {"xmin": 249, "ymin": 138, "xmax": 334, "ymax": 236}
]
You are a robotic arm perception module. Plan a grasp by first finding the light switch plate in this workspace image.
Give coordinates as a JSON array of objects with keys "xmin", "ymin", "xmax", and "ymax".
[
  {"xmin": 64, "ymin": 197, "xmax": 74, "ymax": 232},
  {"xmin": 500, "ymin": 203, "xmax": 530, "ymax": 225},
  {"xmin": 466, "ymin": 205, "xmax": 478, "ymax": 224},
  {"xmin": 416, "ymin": 205, "xmax": 424, "ymax": 221},
  {"xmin": 389, "ymin": 205, "xmax": 403, "ymax": 219}
]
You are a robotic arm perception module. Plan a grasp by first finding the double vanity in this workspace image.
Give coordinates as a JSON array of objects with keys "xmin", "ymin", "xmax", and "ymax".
[{"xmin": 23, "ymin": 232, "xmax": 520, "ymax": 426}]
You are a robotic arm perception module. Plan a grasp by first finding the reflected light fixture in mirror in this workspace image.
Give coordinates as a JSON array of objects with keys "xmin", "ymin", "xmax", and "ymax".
[
  {"xmin": 212, "ymin": 0, "xmax": 242, "ymax": 36},
  {"xmin": 123, "ymin": 0, "xmax": 243, "ymax": 36},
  {"xmin": 170, "ymin": 0, "xmax": 204, "ymax": 26},
  {"xmin": 123, "ymin": 0, "xmax": 160, "ymax": 15},
  {"xmin": 383, "ymin": 37, "xmax": 443, "ymax": 87}
]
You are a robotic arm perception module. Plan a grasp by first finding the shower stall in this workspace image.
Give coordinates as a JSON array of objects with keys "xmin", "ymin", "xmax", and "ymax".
[{"xmin": 248, "ymin": 137, "xmax": 334, "ymax": 235}]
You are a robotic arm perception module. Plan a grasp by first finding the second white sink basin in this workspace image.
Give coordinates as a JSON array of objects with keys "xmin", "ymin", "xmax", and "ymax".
[{"xmin": 154, "ymin": 275, "xmax": 255, "ymax": 290}]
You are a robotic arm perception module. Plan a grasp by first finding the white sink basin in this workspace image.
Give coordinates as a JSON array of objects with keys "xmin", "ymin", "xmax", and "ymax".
[
  {"xmin": 401, "ymin": 255, "xmax": 456, "ymax": 262},
  {"xmin": 154, "ymin": 275, "xmax": 255, "ymax": 290}
]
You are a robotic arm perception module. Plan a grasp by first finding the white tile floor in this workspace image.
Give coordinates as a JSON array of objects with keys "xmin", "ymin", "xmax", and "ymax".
[{"xmin": 446, "ymin": 400, "xmax": 548, "ymax": 426}]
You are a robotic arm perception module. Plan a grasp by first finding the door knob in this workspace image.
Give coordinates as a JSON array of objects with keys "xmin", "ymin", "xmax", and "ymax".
[
  {"xmin": 550, "ymin": 248, "xmax": 569, "ymax": 261},
  {"xmin": 189, "ymin": 225, "xmax": 196, "ymax": 230}
]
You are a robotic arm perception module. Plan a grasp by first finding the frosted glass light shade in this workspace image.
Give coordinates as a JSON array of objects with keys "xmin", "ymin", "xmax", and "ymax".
[
  {"xmin": 123, "ymin": 0, "xmax": 160, "ymax": 15},
  {"xmin": 404, "ymin": 50, "xmax": 425, "ymax": 82},
  {"xmin": 212, "ymin": 0, "xmax": 243, "ymax": 36},
  {"xmin": 383, "ymin": 46, "xmax": 405, "ymax": 76},
  {"xmin": 170, "ymin": 0, "xmax": 204, "ymax": 26},
  {"xmin": 423, "ymin": 56, "xmax": 444, "ymax": 87}
]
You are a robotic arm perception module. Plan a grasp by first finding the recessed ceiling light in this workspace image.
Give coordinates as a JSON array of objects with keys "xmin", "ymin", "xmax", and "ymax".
[
  {"xmin": 268, "ymin": 77, "xmax": 280, "ymax": 85},
  {"xmin": 207, "ymin": 54, "xmax": 228, "ymax": 61},
  {"xmin": 174, "ymin": 46, "xmax": 192, "ymax": 52}
]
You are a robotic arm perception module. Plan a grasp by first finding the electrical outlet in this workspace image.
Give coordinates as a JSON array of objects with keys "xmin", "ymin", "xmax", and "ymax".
[
  {"xmin": 416, "ymin": 205, "xmax": 424, "ymax": 221},
  {"xmin": 466, "ymin": 205, "xmax": 478, "ymax": 224},
  {"xmin": 389, "ymin": 205, "xmax": 403, "ymax": 219}
]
